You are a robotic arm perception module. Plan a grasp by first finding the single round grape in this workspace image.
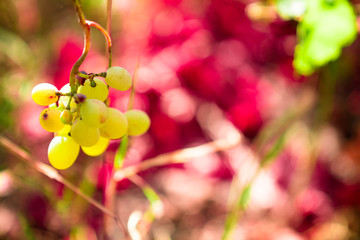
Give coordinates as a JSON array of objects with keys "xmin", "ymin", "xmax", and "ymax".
[
  {"xmin": 81, "ymin": 136, "xmax": 110, "ymax": 156},
  {"xmin": 105, "ymin": 66, "xmax": 132, "ymax": 91},
  {"xmin": 32, "ymin": 83, "xmax": 59, "ymax": 106},
  {"xmin": 100, "ymin": 108, "xmax": 128, "ymax": 139},
  {"xmin": 39, "ymin": 108, "xmax": 64, "ymax": 132},
  {"xmin": 60, "ymin": 109, "xmax": 73, "ymax": 125},
  {"xmin": 125, "ymin": 110, "xmax": 151, "ymax": 136},
  {"xmin": 48, "ymin": 136, "xmax": 79, "ymax": 170},
  {"xmin": 71, "ymin": 119, "xmax": 100, "ymax": 147},
  {"xmin": 78, "ymin": 78, "xmax": 109, "ymax": 101},
  {"xmin": 80, "ymin": 99, "xmax": 108, "ymax": 128}
]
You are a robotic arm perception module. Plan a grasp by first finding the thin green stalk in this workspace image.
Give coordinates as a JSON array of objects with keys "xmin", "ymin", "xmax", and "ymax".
[{"xmin": 106, "ymin": 0, "xmax": 113, "ymax": 67}]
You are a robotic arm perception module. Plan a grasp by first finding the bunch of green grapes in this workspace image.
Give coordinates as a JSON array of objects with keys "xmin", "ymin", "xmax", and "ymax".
[{"xmin": 31, "ymin": 67, "xmax": 151, "ymax": 170}]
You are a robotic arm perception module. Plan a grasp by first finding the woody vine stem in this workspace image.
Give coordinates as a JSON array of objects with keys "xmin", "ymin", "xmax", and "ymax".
[
  {"xmin": 70, "ymin": 0, "xmax": 112, "ymax": 95},
  {"xmin": 70, "ymin": 0, "xmax": 127, "ymax": 237}
]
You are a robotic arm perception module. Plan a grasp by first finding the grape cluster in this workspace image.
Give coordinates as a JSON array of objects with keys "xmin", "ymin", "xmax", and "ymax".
[{"xmin": 31, "ymin": 66, "xmax": 151, "ymax": 170}]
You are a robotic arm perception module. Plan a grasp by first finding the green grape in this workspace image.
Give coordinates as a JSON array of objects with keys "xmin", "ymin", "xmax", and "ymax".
[
  {"xmin": 60, "ymin": 109, "xmax": 73, "ymax": 124},
  {"xmin": 81, "ymin": 136, "xmax": 110, "ymax": 156},
  {"xmin": 125, "ymin": 110, "xmax": 151, "ymax": 136},
  {"xmin": 39, "ymin": 108, "xmax": 64, "ymax": 132},
  {"xmin": 79, "ymin": 99, "xmax": 108, "ymax": 128},
  {"xmin": 71, "ymin": 119, "xmax": 100, "ymax": 147},
  {"xmin": 48, "ymin": 135, "xmax": 80, "ymax": 170},
  {"xmin": 48, "ymin": 102, "xmax": 58, "ymax": 109},
  {"xmin": 105, "ymin": 66, "xmax": 132, "ymax": 91},
  {"xmin": 100, "ymin": 108, "xmax": 128, "ymax": 139},
  {"xmin": 78, "ymin": 78, "xmax": 109, "ymax": 101},
  {"xmin": 56, "ymin": 124, "xmax": 71, "ymax": 137},
  {"xmin": 32, "ymin": 83, "xmax": 59, "ymax": 106}
]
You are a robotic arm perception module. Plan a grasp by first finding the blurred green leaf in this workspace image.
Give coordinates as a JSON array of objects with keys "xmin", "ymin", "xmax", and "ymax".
[
  {"xmin": 0, "ymin": 27, "xmax": 33, "ymax": 68},
  {"xmin": 260, "ymin": 131, "xmax": 287, "ymax": 167},
  {"xmin": 114, "ymin": 135, "xmax": 128, "ymax": 169},
  {"xmin": 276, "ymin": 0, "xmax": 306, "ymax": 19},
  {"xmin": 294, "ymin": 0, "xmax": 357, "ymax": 75},
  {"xmin": 19, "ymin": 214, "xmax": 36, "ymax": 240},
  {"xmin": 237, "ymin": 184, "xmax": 251, "ymax": 209}
]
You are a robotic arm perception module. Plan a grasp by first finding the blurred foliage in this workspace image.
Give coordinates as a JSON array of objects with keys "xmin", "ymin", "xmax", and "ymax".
[
  {"xmin": 276, "ymin": 0, "xmax": 306, "ymax": 19},
  {"xmin": 1, "ymin": 0, "xmax": 360, "ymax": 239},
  {"xmin": 294, "ymin": 0, "xmax": 357, "ymax": 75}
]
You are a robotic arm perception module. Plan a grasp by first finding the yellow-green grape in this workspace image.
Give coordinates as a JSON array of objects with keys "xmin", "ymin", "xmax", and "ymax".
[
  {"xmin": 71, "ymin": 119, "xmax": 100, "ymax": 147},
  {"xmin": 78, "ymin": 78, "xmax": 108, "ymax": 101},
  {"xmin": 81, "ymin": 136, "xmax": 110, "ymax": 156},
  {"xmin": 56, "ymin": 124, "xmax": 71, "ymax": 137},
  {"xmin": 79, "ymin": 99, "xmax": 108, "ymax": 128},
  {"xmin": 60, "ymin": 109, "xmax": 73, "ymax": 125},
  {"xmin": 100, "ymin": 108, "xmax": 128, "ymax": 139},
  {"xmin": 125, "ymin": 110, "xmax": 151, "ymax": 136},
  {"xmin": 48, "ymin": 135, "xmax": 80, "ymax": 170},
  {"xmin": 31, "ymin": 83, "xmax": 59, "ymax": 106},
  {"xmin": 105, "ymin": 66, "xmax": 132, "ymax": 91},
  {"xmin": 39, "ymin": 108, "xmax": 64, "ymax": 132},
  {"xmin": 48, "ymin": 102, "xmax": 58, "ymax": 109}
]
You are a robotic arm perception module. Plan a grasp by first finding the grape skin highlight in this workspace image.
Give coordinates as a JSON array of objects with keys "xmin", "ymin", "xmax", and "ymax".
[
  {"xmin": 125, "ymin": 110, "xmax": 151, "ymax": 136},
  {"xmin": 39, "ymin": 108, "xmax": 64, "ymax": 132},
  {"xmin": 100, "ymin": 108, "xmax": 128, "ymax": 139},
  {"xmin": 105, "ymin": 66, "xmax": 132, "ymax": 91},
  {"xmin": 81, "ymin": 136, "xmax": 110, "ymax": 156},
  {"xmin": 32, "ymin": 83, "xmax": 59, "ymax": 106},
  {"xmin": 71, "ymin": 119, "xmax": 100, "ymax": 147},
  {"xmin": 80, "ymin": 99, "xmax": 108, "ymax": 128},
  {"xmin": 48, "ymin": 135, "xmax": 80, "ymax": 170},
  {"xmin": 78, "ymin": 78, "xmax": 109, "ymax": 101}
]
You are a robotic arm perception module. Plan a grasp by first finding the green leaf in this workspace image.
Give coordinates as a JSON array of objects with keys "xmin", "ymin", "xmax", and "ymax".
[
  {"xmin": 114, "ymin": 135, "xmax": 128, "ymax": 169},
  {"xmin": 260, "ymin": 131, "xmax": 287, "ymax": 167},
  {"xmin": 276, "ymin": 0, "xmax": 306, "ymax": 19},
  {"xmin": 237, "ymin": 184, "xmax": 251, "ymax": 210},
  {"xmin": 294, "ymin": 0, "xmax": 357, "ymax": 75},
  {"xmin": 0, "ymin": 27, "xmax": 33, "ymax": 68}
]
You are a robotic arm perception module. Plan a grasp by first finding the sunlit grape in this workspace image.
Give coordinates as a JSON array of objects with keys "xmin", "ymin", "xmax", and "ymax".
[
  {"xmin": 100, "ymin": 108, "xmax": 128, "ymax": 139},
  {"xmin": 39, "ymin": 108, "xmax": 64, "ymax": 132},
  {"xmin": 48, "ymin": 135, "xmax": 80, "ymax": 170},
  {"xmin": 78, "ymin": 78, "xmax": 108, "ymax": 101},
  {"xmin": 125, "ymin": 110, "xmax": 151, "ymax": 136},
  {"xmin": 56, "ymin": 124, "xmax": 71, "ymax": 137},
  {"xmin": 105, "ymin": 66, "xmax": 132, "ymax": 91},
  {"xmin": 71, "ymin": 119, "xmax": 100, "ymax": 147},
  {"xmin": 81, "ymin": 136, "xmax": 109, "ymax": 156},
  {"xmin": 80, "ymin": 99, "xmax": 108, "ymax": 127},
  {"xmin": 32, "ymin": 83, "xmax": 59, "ymax": 106}
]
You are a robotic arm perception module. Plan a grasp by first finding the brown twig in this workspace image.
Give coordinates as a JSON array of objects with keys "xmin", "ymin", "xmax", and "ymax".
[
  {"xmin": 0, "ymin": 135, "xmax": 121, "ymax": 222},
  {"xmin": 113, "ymin": 137, "xmax": 241, "ymax": 181}
]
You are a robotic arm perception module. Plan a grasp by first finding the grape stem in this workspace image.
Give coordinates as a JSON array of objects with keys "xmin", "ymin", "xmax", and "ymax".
[
  {"xmin": 86, "ymin": 20, "xmax": 113, "ymax": 69},
  {"xmin": 76, "ymin": 71, "xmax": 107, "ymax": 79},
  {"xmin": 69, "ymin": 2, "xmax": 112, "ymax": 95},
  {"xmin": 70, "ymin": 0, "xmax": 91, "ymax": 94}
]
